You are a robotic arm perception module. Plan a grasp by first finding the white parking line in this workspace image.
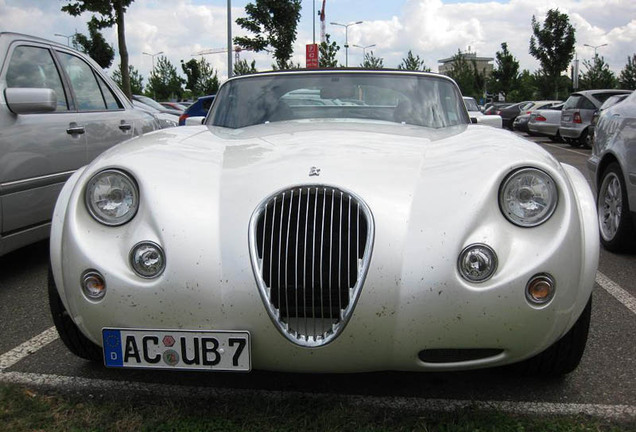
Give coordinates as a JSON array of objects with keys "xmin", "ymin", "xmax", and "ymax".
[
  {"xmin": 0, "ymin": 370, "xmax": 634, "ymax": 421},
  {"xmin": 596, "ymin": 271, "xmax": 636, "ymax": 315},
  {"xmin": 0, "ymin": 327, "xmax": 58, "ymax": 371},
  {"xmin": 541, "ymin": 142, "xmax": 590, "ymax": 157}
]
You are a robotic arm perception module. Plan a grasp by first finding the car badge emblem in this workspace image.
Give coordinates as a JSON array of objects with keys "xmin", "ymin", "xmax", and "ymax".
[{"xmin": 309, "ymin": 166, "xmax": 321, "ymax": 177}]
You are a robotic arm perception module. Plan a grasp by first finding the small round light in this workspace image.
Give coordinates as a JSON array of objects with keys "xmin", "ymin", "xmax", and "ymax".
[
  {"xmin": 82, "ymin": 270, "xmax": 106, "ymax": 300},
  {"xmin": 526, "ymin": 273, "xmax": 556, "ymax": 305},
  {"xmin": 458, "ymin": 243, "xmax": 498, "ymax": 283},
  {"xmin": 85, "ymin": 169, "xmax": 139, "ymax": 226},
  {"xmin": 130, "ymin": 241, "xmax": 166, "ymax": 278},
  {"xmin": 499, "ymin": 168, "xmax": 558, "ymax": 227}
]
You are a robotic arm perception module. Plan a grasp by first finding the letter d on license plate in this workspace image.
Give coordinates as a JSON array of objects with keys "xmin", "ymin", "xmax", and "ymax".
[{"xmin": 102, "ymin": 329, "xmax": 250, "ymax": 371}]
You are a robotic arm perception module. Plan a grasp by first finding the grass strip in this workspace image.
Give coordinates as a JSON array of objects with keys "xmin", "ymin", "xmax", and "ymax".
[{"xmin": 0, "ymin": 383, "xmax": 632, "ymax": 432}]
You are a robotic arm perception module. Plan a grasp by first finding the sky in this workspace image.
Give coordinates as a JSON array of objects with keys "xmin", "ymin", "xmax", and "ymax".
[{"xmin": 1, "ymin": 0, "xmax": 635, "ymax": 84}]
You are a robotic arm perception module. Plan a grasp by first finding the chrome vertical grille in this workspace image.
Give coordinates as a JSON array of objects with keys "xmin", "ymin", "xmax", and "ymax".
[{"xmin": 249, "ymin": 186, "xmax": 374, "ymax": 347}]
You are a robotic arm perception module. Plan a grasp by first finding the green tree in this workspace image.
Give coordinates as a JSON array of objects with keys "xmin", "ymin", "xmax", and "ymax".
[
  {"xmin": 197, "ymin": 58, "xmax": 220, "ymax": 95},
  {"xmin": 579, "ymin": 56, "xmax": 617, "ymax": 90},
  {"xmin": 112, "ymin": 64, "xmax": 143, "ymax": 94},
  {"xmin": 397, "ymin": 50, "xmax": 430, "ymax": 71},
  {"xmin": 234, "ymin": 0, "xmax": 302, "ymax": 70},
  {"xmin": 234, "ymin": 59, "xmax": 258, "ymax": 75},
  {"xmin": 619, "ymin": 54, "xmax": 636, "ymax": 89},
  {"xmin": 181, "ymin": 59, "xmax": 201, "ymax": 96},
  {"xmin": 181, "ymin": 58, "xmax": 219, "ymax": 96},
  {"xmin": 62, "ymin": 0, "xmax": 135, "ymax": 98},
  {"xmin": 319, "ymin": 34, "xmax": 340, "ymax": 68},
  {"xmin": 507, "ymin": 69, "xmax": 537, "ymax": 102},
  {"xmin": 73, "ymin": 19, "xmax": 114, "ymax": 68},
  {"xmin": 360, "ymin": 51, "xmax": 384, "ymax": 69},
  {"xmin": 147, "ymin": 56, "xmax": 184, "ymax": 101},
  {"xmin": 444, "ymin": 50, "xmax": 485, "ymax": 100},
  {"xmin": 488, "ymin": 42, "xmax": 519, "ymax": 100},
  {"xmin": 529, "ymin": 9, "xmax": 576, "ymax": 99}
]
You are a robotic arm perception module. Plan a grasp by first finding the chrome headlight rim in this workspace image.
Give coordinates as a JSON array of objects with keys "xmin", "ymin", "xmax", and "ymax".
[
  {"xmin": 457, "ymin": 243, "xmax": 498, "ymax": 283},
  {"xmin": 498, "ymin": 167, "xmax": 558, "ymax": 228},
  {"xmin": 85, "ymin": 169, "xmax": 139, "ymax": 227},
  {"xmin": 129, "ymin": 241, "xmax": 166, "ymax": 279}
]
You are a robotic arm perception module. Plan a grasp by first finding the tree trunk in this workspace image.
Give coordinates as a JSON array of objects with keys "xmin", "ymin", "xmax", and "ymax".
[{"xmin": 115, "ymin": 0, "xmax": 131, "ymax": 99}]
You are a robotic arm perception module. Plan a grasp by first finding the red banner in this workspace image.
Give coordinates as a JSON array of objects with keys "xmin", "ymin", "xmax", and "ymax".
[{"xmin": 306, "ymin": 44, "xmax": 319, "ymax": 69}]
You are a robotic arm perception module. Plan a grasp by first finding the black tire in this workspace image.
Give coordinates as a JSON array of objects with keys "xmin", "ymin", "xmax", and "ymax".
[
  {"xmin": 568, "ymin": 136, "xmax": 582, "ymax": 147},
  {"xmin": 48, "ymin": 267, "xmax": 103, "ymax": 362},
  {"xmin": 513, "ymin": 297, "xmax": 592, "ymax": 376},
  {"xmin": 597, "ymin": 163, "xmax": 636, "ymax": 252},
  {"xmin": 579, "ymin": 128, "xmax": 590, "ymax": 148}
]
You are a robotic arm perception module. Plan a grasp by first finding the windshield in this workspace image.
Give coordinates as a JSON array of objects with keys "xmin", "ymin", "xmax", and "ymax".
[
  {"xmin": 463, "ymin": 98, "xmax": 479, "ymax": 111},
  {"xmin": 134, "ymin": 95, "xmax": 166, "ymax": 111},
  {"xmin": 208, "ymin": 72, "xmax": 468, "ymax": 129}
]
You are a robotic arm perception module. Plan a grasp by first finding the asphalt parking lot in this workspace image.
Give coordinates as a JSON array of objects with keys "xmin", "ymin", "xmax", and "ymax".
[{"xmin": 0, "ymin": 132, "xmax": 634, "ymax": 421}]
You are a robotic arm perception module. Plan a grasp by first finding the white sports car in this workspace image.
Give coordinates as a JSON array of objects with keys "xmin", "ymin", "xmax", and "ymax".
[{"xmin": 49, "ymin": 70, "xmax": 598, "ymax": 375}]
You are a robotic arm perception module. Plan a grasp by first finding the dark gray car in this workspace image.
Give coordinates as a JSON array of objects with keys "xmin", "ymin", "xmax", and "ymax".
[
  {"xmin": 560, "ymin": 89, "xmax": 632, "ymax": 148},
  {"xmin": 0, "ymin": 32, "xmax": 159, "ymax": 256},
  {"xmin": 587, "ymin": 90, "xmax": 636, "ymax": 252}
]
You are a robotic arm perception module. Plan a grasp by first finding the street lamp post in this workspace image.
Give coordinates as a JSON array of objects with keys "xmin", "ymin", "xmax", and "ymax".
[
  {"xmin": 143, "ymin": 51, "xmax": 164, "ymax": 71},
  {"xmin": 54, "ymin": 33, "xmax": 74, "ymax": 46},
  {"xmin": 583, "ymin": 43, "xmax": 608, "ymax": 58},
  {"xmin": 330, "ymin": 21, "xmax": 363, "ymax": 67},
  {"xmin": 353, "ymin": 44, "xmax": 376, "ymax": 61}
]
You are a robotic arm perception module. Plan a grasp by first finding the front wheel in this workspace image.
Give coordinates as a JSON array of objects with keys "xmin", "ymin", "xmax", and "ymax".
[
  {"xmin": 513, "ymin": 297, "xmax": 591, "ymax": 376},
  {"xmin": 597, "ymin": 163, "xmax": 635, "ymax": 252}
]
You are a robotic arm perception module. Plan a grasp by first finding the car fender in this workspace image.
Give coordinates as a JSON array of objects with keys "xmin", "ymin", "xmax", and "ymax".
[
  {"xmin": 50, "ymin": 166, "xmax": 87, "ymax": 310},
  {"xmin": 561, "ymin": 163, "xmax": 599, "ymax": 328}
]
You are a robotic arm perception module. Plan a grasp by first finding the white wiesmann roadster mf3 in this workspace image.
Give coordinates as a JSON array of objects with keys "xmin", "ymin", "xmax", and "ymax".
[{"xmin": 50, "ymin": 70, "xmax": 599, "ymax": 375}]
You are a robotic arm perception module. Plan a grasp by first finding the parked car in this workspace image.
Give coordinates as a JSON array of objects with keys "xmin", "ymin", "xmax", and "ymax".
[
  {"xmin": 560, "ymin": 89, "xmax": 632, "ymax": 148},
  {"xmin": 132, "ymin": 94, "xmax": 181, "ymax": 116},
  {"xmin": 50, "ymin": 70, "xmax": 598, "ymax": 376},
  {"xmin": 496, "ymin": 101, "xmax": 531, "ymax": 130},
  {"xmin": 587, "ymin": 90, "xmax": 636, "ymax": 252},
  {"xmin": 178, "ymin": 94, "xmax": 215, "ymax": 125},
  {"xmin": 160, "ymin": 101, "xmax": 187, "ymax": 112},
  {"xmin": 463, "ymin": 96, "xmax": 501, "ymax": 128},
  {"xmin": 483, "ymin": 101, "xmax": 510, "ymax": 115},
  {"xmin": 588, "ymin": 93, "xmax": 631, "ymax": 148},
  {"xmin": 528, "ymin": 103, "xmax": 565, "ymax": 141},
  {"xmin": 132, "ymin": 100, "xmax": 178, "ymax": 129},
  {"xmin": 513, "ymin": 101, "xmax": 561, "ymax": 134},
  {"xmin": 0, "ymin": 32, "xmax": 159, "ymax": 257}
]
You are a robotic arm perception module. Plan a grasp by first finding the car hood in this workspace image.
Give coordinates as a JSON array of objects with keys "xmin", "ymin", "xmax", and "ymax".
[
  {"xmin": 87, "ymin": 121, "xmax": 563, "ymax": 241},
  {"xmin": 96, "ymin": 120, "xmax": 559, "ymax": 179}
]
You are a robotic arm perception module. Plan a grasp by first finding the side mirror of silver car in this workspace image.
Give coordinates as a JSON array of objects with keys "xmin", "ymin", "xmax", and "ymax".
[{"xmin": 5, "ymin": 87, "xmax": 57, "ymax": 114}]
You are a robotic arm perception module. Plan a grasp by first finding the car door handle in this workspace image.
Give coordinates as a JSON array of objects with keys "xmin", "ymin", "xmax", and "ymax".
[
  {"xmin": 66, "ymin": 124, "xmax": 85, "ymax": 135},
  {"xmin": 119, "ymin": 122, "xmax": 132, "ymax": 131}
]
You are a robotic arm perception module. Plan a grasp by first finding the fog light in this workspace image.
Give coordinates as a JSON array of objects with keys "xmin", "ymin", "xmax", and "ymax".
[
  {"xmin": 130, "ymin": 241, "xmax": 165, "ymax": 278},
  {"xmin": 82, "ymin": 270, "xmax": 106, "ymax": 300},
  {"xmin": 458, "ymin": 244, "xmax": 498, "ymax": 283},
  {"xmin": 526, "ymin": 273, "xmax": 555, "ymax": 305}
]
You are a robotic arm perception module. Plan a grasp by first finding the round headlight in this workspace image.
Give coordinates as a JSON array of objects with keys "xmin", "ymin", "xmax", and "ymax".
[
  {"xmin": 130, "ymin": 241, "xmax": 166, "ymax": 278},
  {"xmin": 85, "ymin": 169, "xmax": 139, "ymax": 226},
  {"xmin": 458, "ymin": 243, "xmax": 498, "ymax": 283},
  {"xmin": 499, "ymin": 168, "xmax": 558, "ymax": 227}
]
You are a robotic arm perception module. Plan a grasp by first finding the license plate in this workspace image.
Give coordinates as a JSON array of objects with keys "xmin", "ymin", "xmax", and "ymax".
[
  {"xmin": 102, "ymin": 328, "xmax": 250, "ymax": 371},
  {"xmin": 562, "ymin": 115, "xmax": 571, "ymax": 122}
]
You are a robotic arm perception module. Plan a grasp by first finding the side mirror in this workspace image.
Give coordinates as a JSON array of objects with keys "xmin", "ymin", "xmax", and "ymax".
[
  {"xmin": 5, "ymin": 88, "xmax": 57, "ymax": 114},
  {"xmin": 184, "ymin": 116, "xmax": 205, "ymax": 126}
]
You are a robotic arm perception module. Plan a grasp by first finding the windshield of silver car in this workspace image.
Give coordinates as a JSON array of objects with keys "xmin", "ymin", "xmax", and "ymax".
[{"xmin": 208, "ymin": 72, "xmax": 468, "ymax": 129}]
